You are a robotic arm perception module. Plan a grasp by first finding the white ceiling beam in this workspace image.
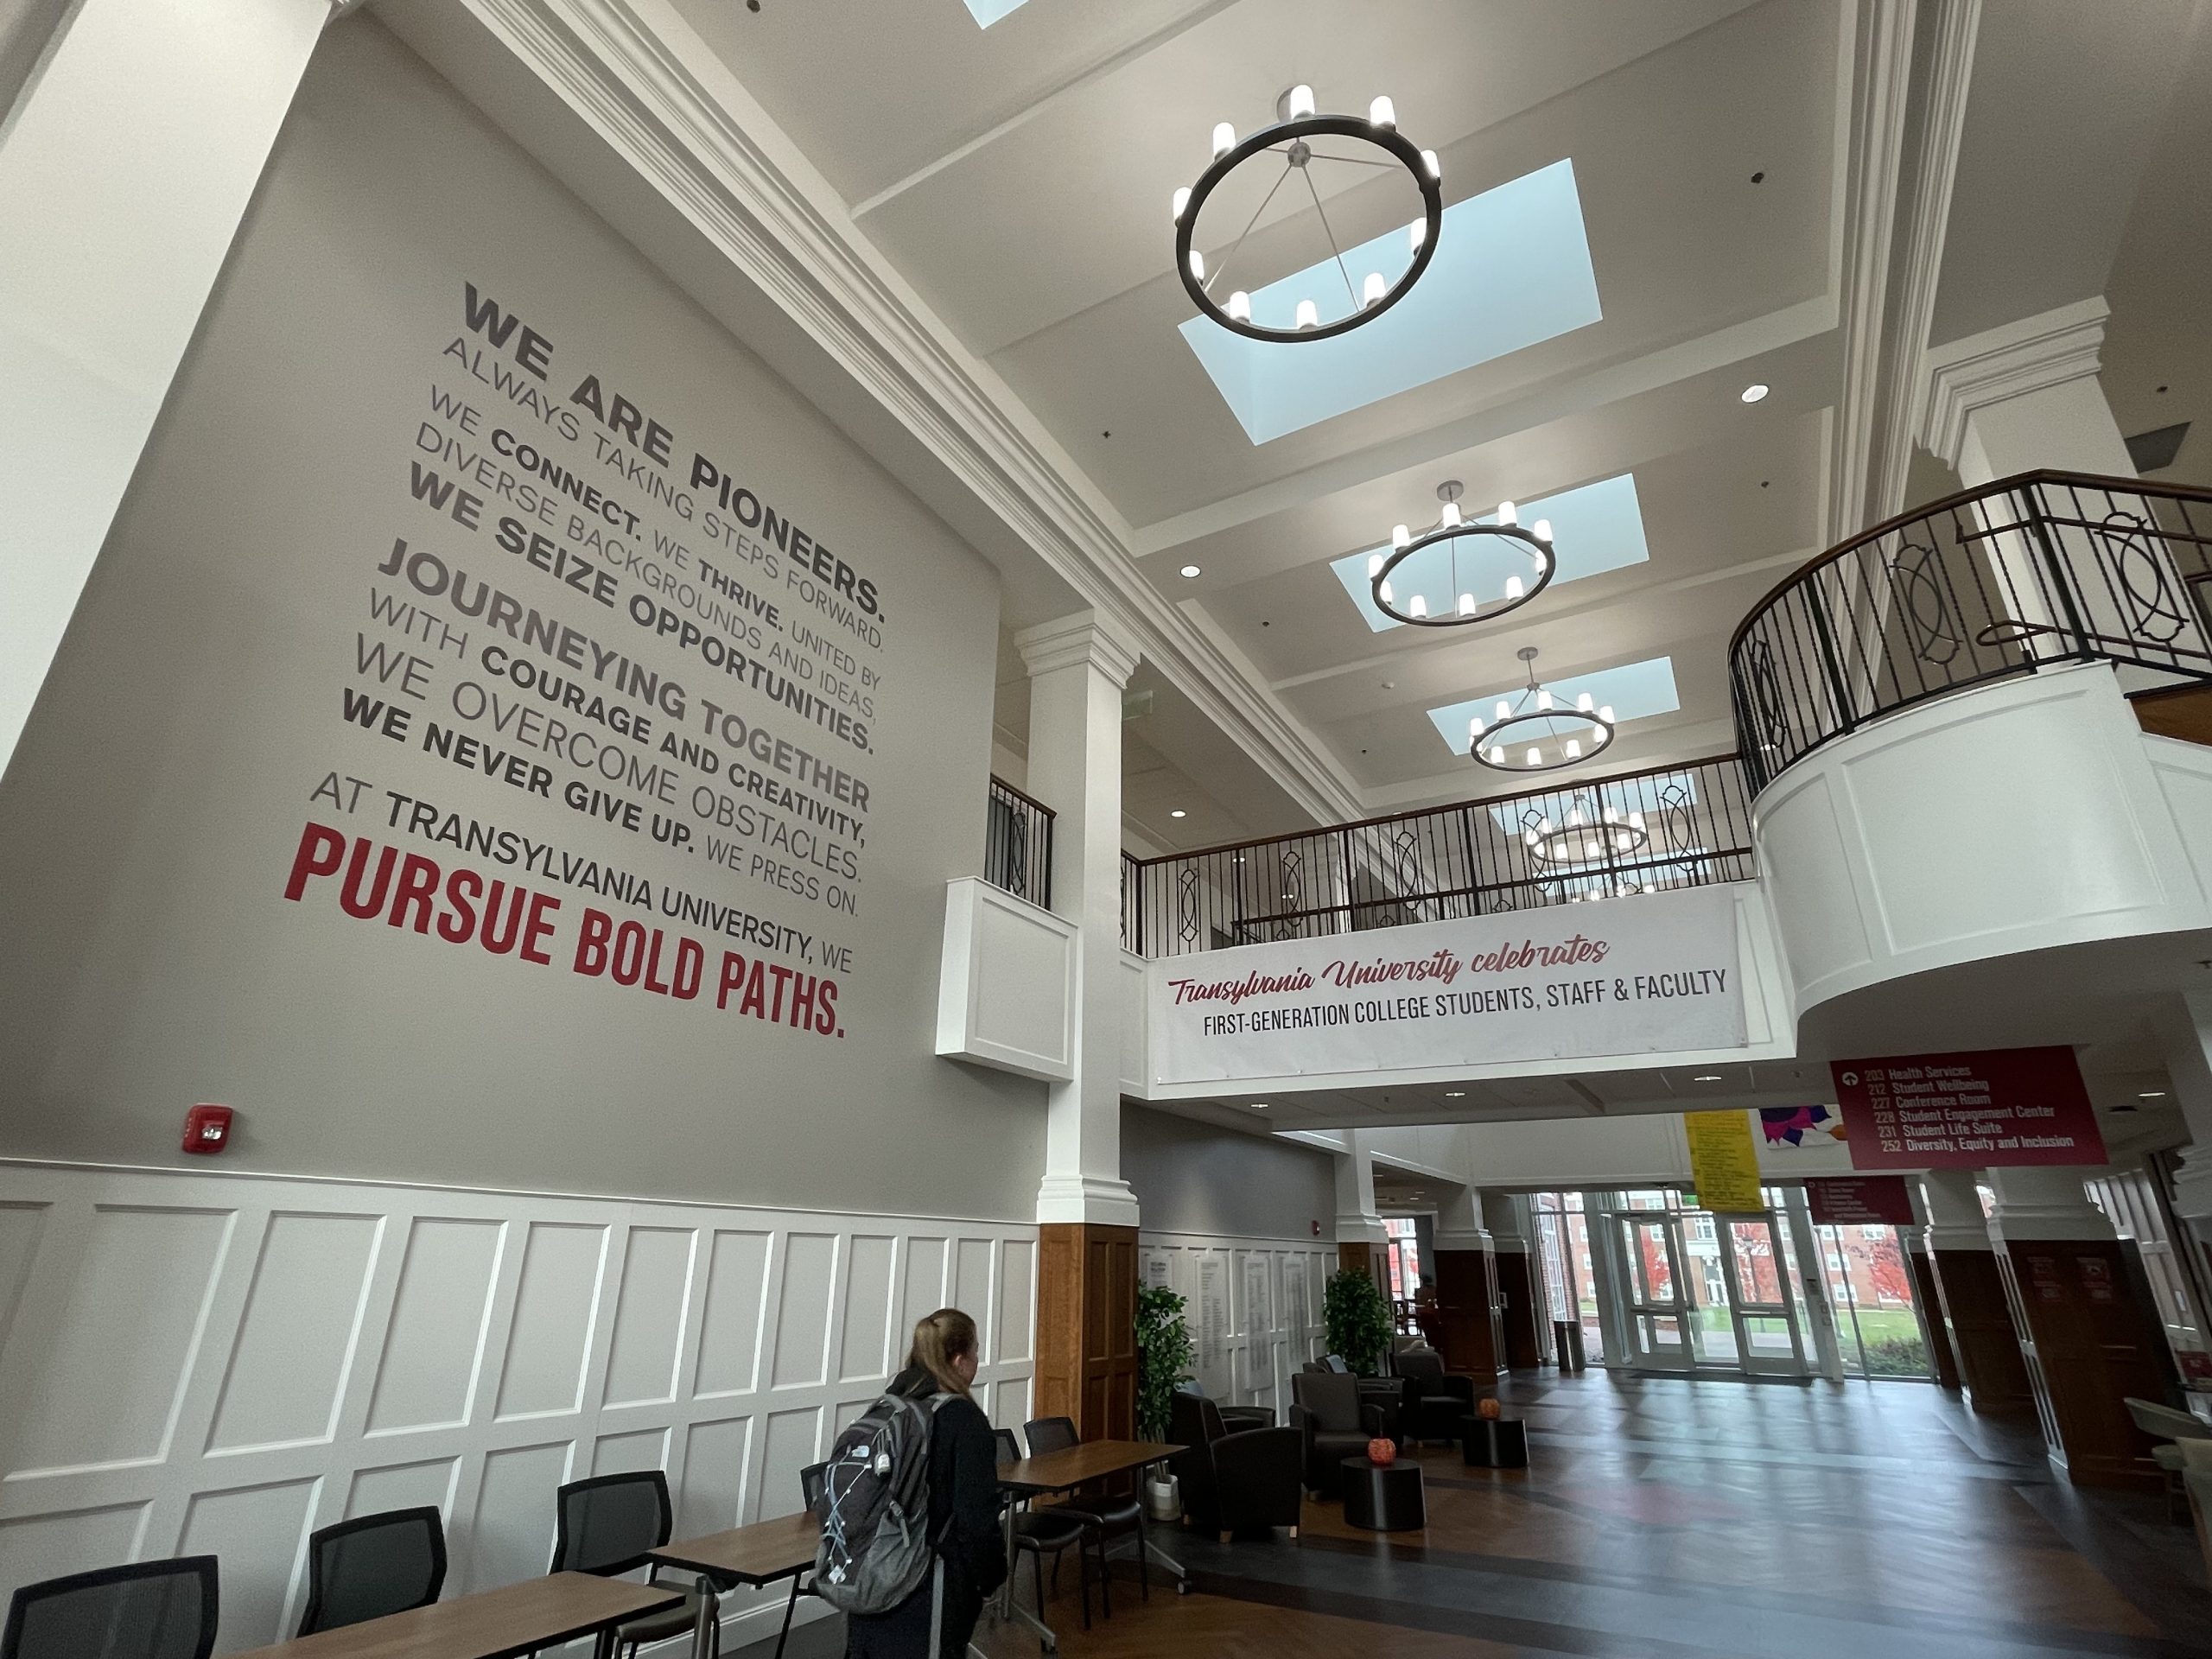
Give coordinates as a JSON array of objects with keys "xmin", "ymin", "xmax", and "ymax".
[{"xmin": 1129, "ymin": 296, "xmax": 1840, "ymax": 559}]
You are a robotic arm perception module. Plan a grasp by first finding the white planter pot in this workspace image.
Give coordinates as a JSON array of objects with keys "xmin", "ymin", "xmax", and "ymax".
[{"xmin": 1144, "ymin": 1472, "xmax": 1181, "ymax": 1522}]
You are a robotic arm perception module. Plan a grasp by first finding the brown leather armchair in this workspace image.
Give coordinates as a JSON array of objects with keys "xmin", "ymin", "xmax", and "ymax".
[{"xmin": 1167, "ymin": 1394, "xmax": 1303, "ymax": 1541}]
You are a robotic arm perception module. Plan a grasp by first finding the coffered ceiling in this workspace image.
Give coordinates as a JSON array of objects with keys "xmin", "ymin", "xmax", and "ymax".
[{"xmin": 661, "ymin": 0, "xmax": 1854, "ymax": 819}]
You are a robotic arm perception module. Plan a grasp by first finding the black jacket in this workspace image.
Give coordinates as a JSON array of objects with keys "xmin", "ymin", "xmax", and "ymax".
[{"xmin": 889, "ymin": 1364, "xmax": 1007, "ymax": 1596}]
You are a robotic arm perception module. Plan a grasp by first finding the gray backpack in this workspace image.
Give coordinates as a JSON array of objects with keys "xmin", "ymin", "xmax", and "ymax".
[{"xmin": 811, "ymin": 1389, "xmax": 953, "ymax": 1624}]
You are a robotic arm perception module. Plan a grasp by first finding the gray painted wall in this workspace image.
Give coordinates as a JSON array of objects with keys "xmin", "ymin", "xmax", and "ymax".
[
  {"xmin": 1122, "ymin": 1106, "xmax": 1335, "ymax": 1241},
  {"xmin": 0, "ymin": 22, "xmax": 1047, "ymax": 1219}
]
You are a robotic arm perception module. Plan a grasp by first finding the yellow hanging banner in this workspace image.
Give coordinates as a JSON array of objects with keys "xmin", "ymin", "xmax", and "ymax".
[{"xmin": 1684, "ymin": 1110, "xmax": 1764, "ymax": 1214}]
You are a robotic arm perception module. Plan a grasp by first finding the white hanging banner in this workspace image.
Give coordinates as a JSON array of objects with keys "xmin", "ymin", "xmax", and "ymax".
[{"xmin": 1147, "ymin": 887, "xmax": 1745, "ymax": 1086}]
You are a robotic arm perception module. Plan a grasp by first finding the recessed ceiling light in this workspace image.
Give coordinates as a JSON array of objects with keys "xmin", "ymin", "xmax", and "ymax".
[
  {"xmin": 1179, "ymin": 564, "xmax": 1202, "ymax": 578},
  {"xmin": 2140, "ymin": 1090, "xmax": 2169, "ymax": 1099},
  {"xmin": 1249, "ymin": 1102, "xmax": 1269, "ymax": 1110},
  {"xmin": 1444, "ymin": 1090, "xmax": 1465, "ymax": 1098},
  {"xmin": 1740, "ymin": 383, "xmax": 1770, "ymax": 404},
  {"xmin": 1693, "ymin": 1073, "xmax": 1724, "ymax": 1083},
  {"xmin": 1170, "ymin": 809, "xmax": 1186, "ymax": 818}
]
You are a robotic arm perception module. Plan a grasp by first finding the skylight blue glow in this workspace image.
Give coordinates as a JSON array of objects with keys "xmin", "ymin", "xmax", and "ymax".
[
  {"xmin": 963, "ymin": 0, "xmax": 1028, "ymax": 23},
  {"xmin": 1179, "ymin": 158, "xmax": 1600, "ymax": 443},
  {"xmin": 1427, "ymin": 656, "xmax": 1681, "ymax": 758},
  {"xmin": 1328, "ymin": 473, "xmax": 1649, "ymax": 633}
]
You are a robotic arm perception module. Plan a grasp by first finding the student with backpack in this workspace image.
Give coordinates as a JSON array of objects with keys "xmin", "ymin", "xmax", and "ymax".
[{"xmin": 817, "ymin": 1307, "xmax": 1007, "ymax": 1658}]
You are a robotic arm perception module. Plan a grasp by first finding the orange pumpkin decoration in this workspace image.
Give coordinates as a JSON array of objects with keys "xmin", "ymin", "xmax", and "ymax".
[
  {"xmin": 1477, "ymin": 1396, "xmax": 1503, "ymax": 1421},
  {"xmin": 1366, "ymin": 1437, "xmax": 1397, "ymax": 1466}
]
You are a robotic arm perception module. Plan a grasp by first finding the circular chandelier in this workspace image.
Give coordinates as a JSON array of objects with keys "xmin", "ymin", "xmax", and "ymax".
[
  {"xmin": 1369, "ymin": 481, "xmax": 1554, "ymax": 628},
  {"xmin": 1173, "ymin": 83, "xmax": 1444, "ymax": 344},
  {"xmin": 1525, "ymin": 800, "xmax": 1649, "ymax": 868},
  {"xmin": 1469, "ymin": 647, "xmax": 1616, "ymax": 773}
]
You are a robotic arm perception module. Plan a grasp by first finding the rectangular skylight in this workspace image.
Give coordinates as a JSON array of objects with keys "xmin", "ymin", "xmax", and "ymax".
[
  {"xmin": 1427, "ymin": 656, "xmax": 1680, "ymax": 759},
  {"xmin": 1328, "ymin": 473, "xmax": 1648, "ymax": 633},
  {"xmin": 1179, "ymin": 157, "xmax": 1600, "ymax": 444},
  {"xmin": 963, "ymin": 0, "xmax": 1028, "ymax": 23}
]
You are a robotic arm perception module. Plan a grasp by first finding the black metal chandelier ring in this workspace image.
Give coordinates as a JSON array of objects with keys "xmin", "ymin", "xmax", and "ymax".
[
  {"xmin": 1370, "ymin": 520, "xmax": 1554, "ymax": 628},
  {"xmin": 1174, "ymin": 114, "xmax": 1444, "ymax": 344},
  {"xmin": 1527, "ymin": 813, "xmax": 1649, "ymax": 867},
  {"xmin": 1470, "ymin": 708, "xmax": 1615, "ymax": 773}
]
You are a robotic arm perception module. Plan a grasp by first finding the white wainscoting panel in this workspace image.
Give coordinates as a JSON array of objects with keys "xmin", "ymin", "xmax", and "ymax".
[
  {"xmin": 0, "ymin": 1163, "xmax": 1034, "ymax": 1654},
  {"xmin": 1137, "ymin": 1232, "xmax": 1334, "ymax": 1419}
]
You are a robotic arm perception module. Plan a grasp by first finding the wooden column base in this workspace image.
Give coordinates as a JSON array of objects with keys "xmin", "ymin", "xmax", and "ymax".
[
  {"xmin": 1493, "ymin": 1250, "xmax": 1542, "ymax": 1370},
  {"xmin": 1431, "ymin": 1247, "xmax": 1500, "ymax": 1380},
  {"xmin": 1907, "ymin": 1246, "xmax": 1964, "ymax": 1391},
  {"xmin": 1996, "ymin": 1238, "xmax": 2171, "ymax": 1491},
  {"xmin": 1929, "ymin": 1248, "xmax": 2034, "ymax": 1414},
  {"xmin": 1035, "ymin": 1223, "xmax": 1137, "ymax": 1440}
]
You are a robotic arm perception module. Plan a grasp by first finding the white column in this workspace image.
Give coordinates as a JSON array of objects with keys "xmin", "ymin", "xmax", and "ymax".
[
  {"xmin": 1985, "ymin": 1166, "xmax": 2114, "ymax": 1245},
  {"xmin": 1332, "ymin": 1130, "xmax": 1387, "ymax": 1249},
  {"xmin": 1918, "ymin": 298, "xmax": 2151, "ymax": 663},
  {"xmin": 1479, "ymin": 1190, "xmax": 1529, "ymax": 1254},
  {"xmin": 2155, "ymin": 989, "xmax": 2212, "ymax": 1236},
  {"xmin": 1920, "ymin": 1167, "xmax": 1993, "ymax": 1253},
  {"xmin": 1017, "ymin": 613, "xmax": 1141, "ymax": 1226},
  {"xmin": 0, "ymin": 0, "xmax": 331, "ymax": 785},
  {"xmin": 1433, "ymin": 1185, "xmax": 1489, "ymax": 1253},
  {"xmin": 1922, "ymin": 298, "xmax": 2133, "ymax": 484}
]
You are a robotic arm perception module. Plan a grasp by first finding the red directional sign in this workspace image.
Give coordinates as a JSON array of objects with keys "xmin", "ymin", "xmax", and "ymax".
[
  {"xmin": 1805, "ymin": 1175, "xmax": 1916, "ymax": 1225},
  {"xmin": 1830, "ymin": 1046, "xmax": 2105, "ymax": 1170}
]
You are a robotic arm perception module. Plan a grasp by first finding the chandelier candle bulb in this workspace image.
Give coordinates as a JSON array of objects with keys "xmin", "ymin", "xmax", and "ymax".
[
  {"xmin": 1495, "ymin": 701, "xmax": 1511, "ymax": 723},
  {"xmin": 1391, "ymin": 524, "xmax": 1411, "ymax": 550},
  {"xmin": 1369, "ymin": 551, "xmax": 1386, "ymax": 577},
  {"xmin": 1526, "ymin": 746, "xmax": 1541, "ymax": 766},
  {"xmin": 1188, "ymin": 248, "xmax": 1205, "ymax": 281},
  {"xmin": 1504, "ymin": 575, "xmax": 1525, "ymax": 601},
  {"xmin": 1422, "ymin": 148, "xmax": 1440, "ymax": 178},
  {"xmin": 1440, "ymin": 499, "xmax": 1463, "ymax": 527},
  {"xmin": 1576, "ymin": 691, "xmax": 1594, "ymax": 713},
  {"xmin": 1488, "ymin": 744, "xmax": 1504, "ymax": 763},
  {"xmin": 1226, "ymin": 289, "xmax": 1252, "ymax": 322},
  {"xmin": 1537, "ymin": 689, "xmax": 1553, "ymax": 711},
  {"xmin": 1363, "ymin": 270, "xmax": 1387, "ymax": 307},
  {"xmin": 1566, "ymin": 739, "xmax": 1582, "ymax": 760},
  {"xmin": 1288, "ymin": 83, "xmax": 1317, "ymax": 119},
  {"xmin": 1408, "ymin": 594, "xmax": 1428, "ymax": 618},
  {"xmin": 1497, "ymin": 500, "xmax": 1516, "ymax": 525},
  {"xmin": 1295, "ymin": 297, "xmax": 1320, "ymax": 329},
  {"xmin": 1599, "ymin": 705, "xmax": 1615, "ymax": 724},
  {"xmin": 1533, "ymin": 518, "xmax": 1553, "ymax": 542},
  {"xmin": 1378, "ymin": 580, "xmax": 1393, "ymax": 602},
  {"xmin": 1171, "ymin": 186, "xmax": 1191, "ymax": 221},
  {"xmin": 1410, "ymin": 219, "xmax": 1426, "ymax": 252},
  {"xmin": 1369, "ymin": 94, "xmax": 1396, "ymax": 128},
  {"xmin": 1212, "ymin": 121, "xmax": 1236, "ymax": 157},
  {"xmin": 1458, "ymin": 591, "xmax": 1477, "ymax": 617}
]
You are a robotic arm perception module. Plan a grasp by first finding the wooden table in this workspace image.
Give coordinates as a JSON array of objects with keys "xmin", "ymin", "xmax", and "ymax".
[
  {"xmin": 649, "ymin": 1511, "xmax": 819, "ymax": 1659},
  {"xmin": 228, "ymin": 1572, "xmax": 684, "ymax": 1659},
  {"xmin": 994, "ymin": 1440, "xmax": 1184, "ymax": 1653}
]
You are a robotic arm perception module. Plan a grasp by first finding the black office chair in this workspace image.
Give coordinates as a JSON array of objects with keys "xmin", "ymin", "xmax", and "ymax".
[
  {"xmin": 2, "ymin": 1557, "xmax": 219, "ymax": 1659},
  {"xmin": 995, "ymin": 1427, "xmax": 1094, "ymax": 1631},
  {"xmin": 1022, "ymin": 1415, "xmax": 1147, "ymax": 1612},
  {"xmin": 551, "ymin": 1471, "xmax": 698, "ymax": 1656},
  {"xmin": 297, "ymin": 1506, "xmax": 447, "ymax": 1635}
]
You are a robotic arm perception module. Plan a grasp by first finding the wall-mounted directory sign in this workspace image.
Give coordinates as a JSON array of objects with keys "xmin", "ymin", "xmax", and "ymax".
[
  {"xmin": 1831, "ymin": 1047, "xmax": 2106, "ymax": 1169},
  {"xmin": 1804, "ymin": 1175, "xmax": 1916, "ymax": 1225}
]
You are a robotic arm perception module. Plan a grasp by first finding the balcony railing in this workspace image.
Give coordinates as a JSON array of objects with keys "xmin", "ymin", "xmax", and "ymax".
[
  {"xmin": 1121, "ymin": 754, "xmax": 1755, "ymax": 958},
  {"xmin": 1728, "ymin": 470, "xmax": 2212, "ymax": 792},
  {"xmin": 983, "ymin": 776, "xmax": 1054, "ymax": 910}
]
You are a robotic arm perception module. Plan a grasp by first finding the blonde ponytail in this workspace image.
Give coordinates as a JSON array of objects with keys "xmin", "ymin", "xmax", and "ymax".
[{"xmin": 906, "ymin": 1306, "xmax": 978, "ymax": 1396}]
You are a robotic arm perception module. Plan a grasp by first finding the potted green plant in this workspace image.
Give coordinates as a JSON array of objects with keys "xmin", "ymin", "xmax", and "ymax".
[
  {"xmin": 1323, "ymin": 1268, "xmax": 1394, "ymax": 1377},
  {"xmin": 1135, "ymin": 1285, "xmax": 1194, "ymax": 1519}
]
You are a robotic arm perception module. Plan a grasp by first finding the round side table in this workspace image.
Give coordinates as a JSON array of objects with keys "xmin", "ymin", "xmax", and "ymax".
[
  {"xmin": 1339, "ymin": 1456, "xmax": 1425, "ymax": 1531},
  {"xmin": 1459, "ymin": 1414, "xmax": 1529, "ymax": 1469}
]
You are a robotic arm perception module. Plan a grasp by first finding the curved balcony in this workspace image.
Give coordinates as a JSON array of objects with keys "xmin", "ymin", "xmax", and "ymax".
[{"xmin": 1727, "ymin": 470, "xmax": 2212, "ymax": 793}]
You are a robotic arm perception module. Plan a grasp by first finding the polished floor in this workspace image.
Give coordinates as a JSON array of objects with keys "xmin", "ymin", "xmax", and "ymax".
[{"xmin": 758, "ymin": 1371, "xmax": 2212, "ymax": 1659}]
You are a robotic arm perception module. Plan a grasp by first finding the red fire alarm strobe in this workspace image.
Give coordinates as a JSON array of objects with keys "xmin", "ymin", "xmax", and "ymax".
[{"xmin": 182, "ymin": 1104, "xmax": 233, "ymax": 1154}]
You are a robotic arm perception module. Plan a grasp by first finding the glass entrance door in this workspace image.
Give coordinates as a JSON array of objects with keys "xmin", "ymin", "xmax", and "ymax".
[
  {"xmin": 1621, "ymin": 1214, "xmax": 1694, "ymax": 1370},
  {"xmin": 1715, "ymin": 1211, "xmax": 1808, "ymax": 1375}
]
